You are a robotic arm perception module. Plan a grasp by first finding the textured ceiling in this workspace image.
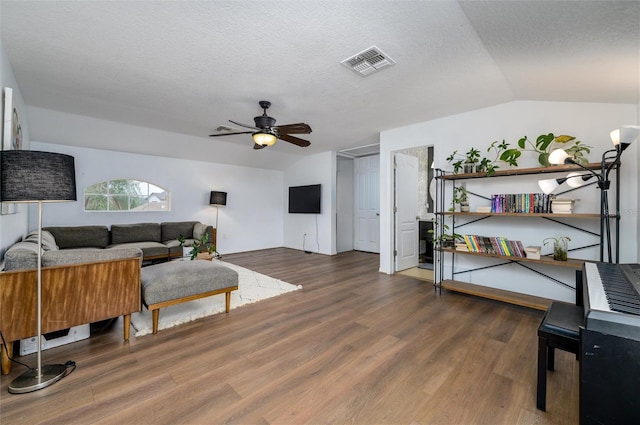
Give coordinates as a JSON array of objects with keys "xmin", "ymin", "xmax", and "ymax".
[{"xmin": 1, "ymin": 1, "xmax": 638, "ymax": 169}]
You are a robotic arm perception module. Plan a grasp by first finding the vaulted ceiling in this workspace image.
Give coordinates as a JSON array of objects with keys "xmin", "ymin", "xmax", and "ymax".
[{"xmin": 1, "ymin": 1, "xmax": 638, "ymax": 168}]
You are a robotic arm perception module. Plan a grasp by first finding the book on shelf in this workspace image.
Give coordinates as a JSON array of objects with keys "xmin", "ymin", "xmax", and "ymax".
[
  {"xmin": 490, "ymin": 193, "xmax": 553, "ymax": 214},
  {"xmin": 461, "ymin": 235, "xmax": 526, "ymax": 257}
]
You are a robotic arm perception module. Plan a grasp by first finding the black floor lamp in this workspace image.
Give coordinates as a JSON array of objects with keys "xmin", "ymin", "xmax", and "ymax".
[
  {"xmin": 209, "ymin": 191, "xmax": 227, "ymax": 259},
  {"xmin": 540, "ymin": 125, "xmax": 639, "ymax": 264},
  {"xmin": 1, "ymin": 150, "xmax": 77, "ymax": 394}
]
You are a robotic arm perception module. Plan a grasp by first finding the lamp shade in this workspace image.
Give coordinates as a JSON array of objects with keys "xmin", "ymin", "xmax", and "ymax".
[
  {"xmin": 538, "ymin": 178, "xmax": 560, "ymax": 195},
  {"xmin": 209, "ymin": 191, "xmax": 227, "ymax": 206},
  {"xmin": 565, "ymin": 172, "xmax": 593, "ymax": 188},
  {"xmin": 611, "ymin": 125, "xmax": 640, "ymax": 151},
  {"xmin": 1, "ymin": 150, "xmax": 76, "ymax": 202},
  {"xmin": 548, "ymin": 149, "xmax": 572, "ymax": 165},
  {"xmin": 252, "ymin": 131, "xmax": 277, "ymax": 146}
]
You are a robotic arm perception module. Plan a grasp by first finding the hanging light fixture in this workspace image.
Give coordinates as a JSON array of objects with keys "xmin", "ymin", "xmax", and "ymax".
[{"xmin": 252, "ymin": 131, "xmax": 277, "ymax": 146}]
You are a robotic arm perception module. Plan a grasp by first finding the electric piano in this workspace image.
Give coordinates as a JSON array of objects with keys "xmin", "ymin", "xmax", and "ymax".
[{"xmin": 581, "ymin": 262, "xmax": 640, "ymax": 425}]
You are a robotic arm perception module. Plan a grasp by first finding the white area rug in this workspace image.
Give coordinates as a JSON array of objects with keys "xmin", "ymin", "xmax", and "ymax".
[{"xmin": 130, "ymin": 260, "xmax": 302, "ymax": 337}]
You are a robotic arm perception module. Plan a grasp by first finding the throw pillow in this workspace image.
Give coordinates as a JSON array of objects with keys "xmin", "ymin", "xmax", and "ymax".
[
  {"xmin": 22, "ymin": 230, "xmax": 59, "ymax": 251},
  {"xmin": 193, "ymin": 222, "xmax": 207, "ymax": 241}
]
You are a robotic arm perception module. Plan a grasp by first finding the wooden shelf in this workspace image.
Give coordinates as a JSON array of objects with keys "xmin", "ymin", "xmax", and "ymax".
[
  {"xmin": 439, "ymin": 280, "xmax": 552, "ymax": 311},
  {"xmin": 440, "ymin": 162, "xmax": 604, "ymax": 180},
  {"xmin": 439, "ymin": 247, "xmax": 585, "ymax": 269},
  {"xmin": 439, "ymin": 211, "xmax": 602, "ymax": 218}
]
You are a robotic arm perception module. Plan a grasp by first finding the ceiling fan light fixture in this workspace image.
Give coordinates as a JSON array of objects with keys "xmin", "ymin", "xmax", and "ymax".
[{"xmin": 253, "ymin": 131, "xmax": 277, "ymax": 146}]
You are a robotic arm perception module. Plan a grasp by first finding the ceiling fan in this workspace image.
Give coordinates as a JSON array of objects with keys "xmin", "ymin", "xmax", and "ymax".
[{"xmin": 209, "ymin": 101, "xmax": 312, "ymax": 150}]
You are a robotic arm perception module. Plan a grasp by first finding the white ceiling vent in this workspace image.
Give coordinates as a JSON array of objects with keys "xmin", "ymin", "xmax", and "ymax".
[{"xmin": 341, "ymin": 46, "xmax": 395, "ymax": 77}]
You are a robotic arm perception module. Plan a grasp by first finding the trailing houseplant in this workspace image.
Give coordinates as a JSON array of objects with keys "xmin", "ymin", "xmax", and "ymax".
[{"xmin": 517, "ymin": 133, "xmax": 591, "ymax": 167}]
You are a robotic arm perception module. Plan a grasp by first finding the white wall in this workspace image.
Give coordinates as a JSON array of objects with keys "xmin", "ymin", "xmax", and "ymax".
[
  {"xmin": 31, "ymin": 142, "xmax": 285, "ymax": 254},
  {"xmin": 380, "ymin": 100, "xmax": 638, "ymax": 302},
  {"xmin": 0, "ymin": 41, "xmax": 30, "ymax": 258},
  {"xmin": 283, "ymin": 151, "xmax": 336, "ymax": 255}
]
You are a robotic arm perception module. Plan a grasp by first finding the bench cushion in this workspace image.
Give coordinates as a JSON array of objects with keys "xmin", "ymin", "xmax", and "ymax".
[{"xmin": 141, "ymin": 260, "xmax": 238, "ymax": 306}]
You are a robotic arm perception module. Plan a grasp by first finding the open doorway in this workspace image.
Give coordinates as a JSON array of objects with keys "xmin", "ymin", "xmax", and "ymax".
[{"xmin": 393, "ymin": 145, "xmax": 434, "ymax": 278}]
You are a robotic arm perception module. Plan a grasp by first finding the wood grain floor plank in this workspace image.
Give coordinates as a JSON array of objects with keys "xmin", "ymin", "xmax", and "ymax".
[{"xmin": 0, "ymin": 248, "xmax": 578, "ymax": 424}]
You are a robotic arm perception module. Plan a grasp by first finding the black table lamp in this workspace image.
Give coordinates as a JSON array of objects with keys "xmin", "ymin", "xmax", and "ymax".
[{"xmin": 1, "ymin": 150, "xmax": 77, "ymax": 394}]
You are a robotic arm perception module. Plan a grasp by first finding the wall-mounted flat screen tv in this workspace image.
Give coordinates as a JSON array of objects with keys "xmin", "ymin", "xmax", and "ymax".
[{"xmin": 289, "ymin": 184, "xmax": 321, "ymax": 214}]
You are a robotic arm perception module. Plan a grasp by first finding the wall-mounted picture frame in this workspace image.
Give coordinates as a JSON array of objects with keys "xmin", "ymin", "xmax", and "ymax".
[{"xmin": 2, "ymin": 87, "xmax": 20, "ymax": 215}]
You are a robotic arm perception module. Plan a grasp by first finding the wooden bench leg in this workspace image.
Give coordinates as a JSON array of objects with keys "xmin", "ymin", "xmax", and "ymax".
[
  {"xmin": 123, "ymin": 314, "xmax": 131, "ymax": 341},
  {"xmin": 1, "ymin": 342, "xmax": 13, "ymax": 375},
  {"xmin": 152, "ymin": 309, "xmax": 160, "ymax": 334},
  {"xmin": 225, "ymin": 291, "xmax": 231, "ymax": 313}
]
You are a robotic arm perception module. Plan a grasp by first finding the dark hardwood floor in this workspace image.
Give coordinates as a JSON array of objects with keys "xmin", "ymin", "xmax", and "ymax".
[{"xmin": 0, "ymin": 248, "xmax": 578, "ymax": 424}]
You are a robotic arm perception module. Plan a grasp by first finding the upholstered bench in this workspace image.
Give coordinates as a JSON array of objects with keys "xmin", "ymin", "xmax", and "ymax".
[{"xmin": 140, "ymin": 260, "xmax": 238, "ymax": 334}]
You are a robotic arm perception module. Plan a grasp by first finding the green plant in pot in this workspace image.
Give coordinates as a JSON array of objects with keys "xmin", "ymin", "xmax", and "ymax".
[
  {"xmin": 450, "ymin": 185, "xmax": 470, "ymax": 212},
  {"xmin": 429, "ymin": 223, "xmax": 463, "ymax": 249},
  {"xmin": 543, "ymin": 235, "xmax": 571, "ymax": 261},
  {"xmin": 447, "ymin": 148, "xmax": 482, "ymax": 174},
  {"xmin": 178, "ymin": 233, "xmax": 211, "ymax": 260}
]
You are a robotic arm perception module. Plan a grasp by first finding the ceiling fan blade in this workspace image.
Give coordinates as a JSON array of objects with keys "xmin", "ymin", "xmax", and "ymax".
[
  {"xmin": 229, "ymin": 120, "xmax": 259, "ymax": 130},
  {"xmin": 253, "ymin": 143, "xmax": 266, "ymax": 150},
  {"xmin": 209, "ymin": 131, "xmax": 253, "ymax": 137},
  {"xmin": 275, "ymin": 123, "xmax": 312, "ymax": 135},
  {"xmin": 278, "ymin": 133, "xmax": 311, "ymax": 147}
]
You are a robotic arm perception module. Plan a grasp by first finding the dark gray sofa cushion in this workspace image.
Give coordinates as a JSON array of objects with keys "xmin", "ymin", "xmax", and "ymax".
[
  {"xmin": 161, "ymin": 221, "xmax": 198, "ymax": 242},
  {"xmin": 44, "ymin": 226, "xmax": 110, "ymax": 249},
  {"xmin": 111, "ymin": 223, "xmax": 161, "ymax": 244}
]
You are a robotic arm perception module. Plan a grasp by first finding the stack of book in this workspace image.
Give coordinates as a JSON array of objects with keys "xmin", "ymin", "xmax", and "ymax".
[
  {"xmin": 550, "ymin": 198, "xmax": 576, "ymax": 214},
  {"xmin": 524, "ymin": 246, "xmax": 541, "ymax": 260},
  {"xmin": 462, "ymin": 235, "xmax": 527, "ymax": 257},
  {"xmin": 491, "ymin": 193, "xmax": 553, "ymax": 213}
]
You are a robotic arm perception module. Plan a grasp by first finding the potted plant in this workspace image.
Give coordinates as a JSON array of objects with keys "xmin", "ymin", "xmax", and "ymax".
[
  {"xmin": 450, "ymin": 185, "xmax": 470, "ymax": 212},
  {"xmin": 429, "ymin": 223, "xmax": 463, "ymax": 249},
  {"xmin": 447, "ymin": 148, "xmax": 482, "ymax": 174},
  {"xmin": 178, "ymin": 233, "xmax": 210, "ymax": 260},
  {"xmin": 543, "ymin": 235, "xmax": 571, "ymax": 261}
]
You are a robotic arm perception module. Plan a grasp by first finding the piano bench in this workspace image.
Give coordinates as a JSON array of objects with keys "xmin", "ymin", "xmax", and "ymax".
[{"xmin": 536, "ymin": 301, "xmax": 584, "ymax": 412}]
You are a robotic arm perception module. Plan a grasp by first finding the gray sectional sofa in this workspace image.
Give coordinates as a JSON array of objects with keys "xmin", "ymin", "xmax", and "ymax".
[
  {"xmin": 0, "ymin": 221, "xmax": 215, "ymax": 374},
  {"xmin": 2, "ymin": 221, "xmax": 215, "ymax": 270}
]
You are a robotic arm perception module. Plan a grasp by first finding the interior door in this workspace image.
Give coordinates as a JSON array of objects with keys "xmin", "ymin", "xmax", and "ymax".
[
  {"xmin": 395, "ymin": 152, "xmax": 419, "ymax": 271},
  {"xmin": 354, "ymin": 155, "xmax": 380, "ymax": 253}
]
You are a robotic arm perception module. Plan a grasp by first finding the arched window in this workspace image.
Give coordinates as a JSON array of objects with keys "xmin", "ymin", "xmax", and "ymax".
[{"xmin": 84, "ymin": 179, "xmax": 170, "ymax": 212}]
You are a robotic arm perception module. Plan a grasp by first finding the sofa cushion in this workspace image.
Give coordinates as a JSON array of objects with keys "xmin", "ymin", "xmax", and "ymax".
[
  {"xmin": 161, "ymin": 221, "xmax": 197, "ymax": 242},
  {"xmin": 44, "ymin": 226, "xmax": 110, "ymax": 249},
  {"xmin": 42, "ymin": 248, "xmax": 143, "ymax": 267},
  {"xmin": 3, "ymin": 242, "xmax": 40, "ymax": 271},
  {"xmin": 22, "ymin": 230, "xmax": 59, "ymax": 251},
  {"xmin": 111, "ymin": 223, "xmax": 161, "ymax": 244},
  {"xmin": 107, "ymin": 241, "xmax": 168, "ymax": 259}
]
